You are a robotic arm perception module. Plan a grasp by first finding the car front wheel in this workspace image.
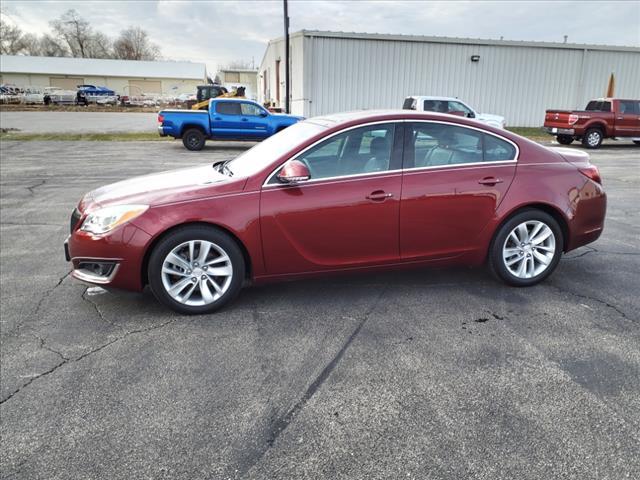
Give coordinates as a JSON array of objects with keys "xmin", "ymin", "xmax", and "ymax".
[
  {"xmin": 489, "ymin": 210, "xmax": 563, "ymax": 287},
  {"xmin": 148, "ymin": 226, "xmax": 245, "ymax": 314}
]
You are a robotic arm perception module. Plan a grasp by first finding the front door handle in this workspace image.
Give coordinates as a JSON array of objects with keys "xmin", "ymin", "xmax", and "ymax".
[
  {"xmin": 478, "ymin": 177, "xmax": 503, "ymax": 186},
  {"xmin": 214, "ymin": 117, "xmax": 222, "ymax": 120},
  {"xmin": 241, "ymin": 118, "xmax": 249, "ymax": 122},
  {"xmin": 366, "ymin": 190, "xmax": 393, "ymax": 201}
]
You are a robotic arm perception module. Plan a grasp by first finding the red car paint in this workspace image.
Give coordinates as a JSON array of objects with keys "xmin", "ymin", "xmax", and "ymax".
[{"xmin": 66, "ymin": 111, "xmax": 606, "ymax": 291}]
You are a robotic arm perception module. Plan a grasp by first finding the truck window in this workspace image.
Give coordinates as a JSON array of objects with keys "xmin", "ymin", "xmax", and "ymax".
[
  {"xmin": 585, "ymin": 101, "xmax": 612, "ymax": 112},
  {"xmin": 403, "ymin": 97, "xmax": 416, "ymax": 110},
  {"xmin": 619, "ymin": 100, "xmax": 640, "ymax": 115},
  {"xmin": 216, "ymin": 102, "xmax": 242, "ymax": 115},
  {"xmin": 423, "ymin": 100, "xmax": 447, "ymax": 113},
  {"xmin": 240, "ymin": 103, "xmax": 264, "ymax": 116},
  {"xmin": 447, "ymin": 101, "xmax": 472, "ymax": 116}
]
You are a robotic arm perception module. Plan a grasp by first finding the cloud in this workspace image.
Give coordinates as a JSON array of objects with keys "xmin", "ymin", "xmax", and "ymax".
[{"xmin": 3, "ymin": 0, "xmax": 639, "ymax": 73}]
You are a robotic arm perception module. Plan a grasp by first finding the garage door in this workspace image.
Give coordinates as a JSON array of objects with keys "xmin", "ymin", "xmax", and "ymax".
[
  {"xmin": 50, "ymin": 77, "xmax": 84, "ymax": 90},
  {"xmin": 128, "ymin": 80, "xmax": 162, "ymax": 95}
]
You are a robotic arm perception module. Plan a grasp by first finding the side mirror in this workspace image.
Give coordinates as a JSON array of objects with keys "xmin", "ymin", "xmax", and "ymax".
[
  {"xmin": 277, "ymin": 160, "xmax": 310, "ymax": 184},
  {"xmin": 467, "ymin": 111, "xmax": 476, "ymax": 118},
  {"xmin": 260, "ymin": 111, "xmax": 268, "ymax": 117}
]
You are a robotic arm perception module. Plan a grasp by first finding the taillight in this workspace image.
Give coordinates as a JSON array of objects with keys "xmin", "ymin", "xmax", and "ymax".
[
  {"xmin": 579, "ymin": 165, "xmax": 602, "ymax": 184},
  {"xmin": 157, "ymin": 114, "xmax": 164, "ymax": 124},
  {"xmin": 568, "ymin": 114, "xmax": 579, "ymax": 125}
]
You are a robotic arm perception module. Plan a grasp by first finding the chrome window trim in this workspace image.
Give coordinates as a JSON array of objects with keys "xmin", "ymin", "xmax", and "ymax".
[
  {"xmin": 263, "ymin": 120, "xmax": 401, "ymax": 187},
  {"xmin": 262, "ymin": 118, "xmax": 520, "ymax": 187}
]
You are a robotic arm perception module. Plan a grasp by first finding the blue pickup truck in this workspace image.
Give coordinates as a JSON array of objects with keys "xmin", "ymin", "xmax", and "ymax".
[{"xmin": 158, "ymin": 98, "xmax": 303, "ymax": 150}]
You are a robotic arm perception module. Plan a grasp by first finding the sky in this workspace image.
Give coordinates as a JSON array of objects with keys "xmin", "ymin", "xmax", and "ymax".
[{"xmin": 2, "ymin": 0, "xmax": 639, "ymax": 72}]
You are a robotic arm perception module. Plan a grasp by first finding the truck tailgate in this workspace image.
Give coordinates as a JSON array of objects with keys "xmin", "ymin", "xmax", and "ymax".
[{"xmin": 544, "ymin": 110, "xmax": 575, "ymax": 128}]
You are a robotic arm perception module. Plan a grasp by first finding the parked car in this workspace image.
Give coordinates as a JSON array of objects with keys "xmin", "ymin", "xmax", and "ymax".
[
  {"xmin": 403, "ymin": 95, "xmax": 506, "ymax": 129},
  {"xmin": 65, "ymin": 110, "xmax": 606, "ymax": 314},
  {"xmin": 544, "ymin": 98, "xmax": 640, "ymax": 148},
  {"xmin": 22, "ymin": 87, "xmax": 45, "ymax": 104},
  {"xmin": 43, "ymin": 87, "xmax": 76, "ymax": 105},
  {"xmin": 158, "ymin": 98, "xmax": 303, "ymax": 150}
]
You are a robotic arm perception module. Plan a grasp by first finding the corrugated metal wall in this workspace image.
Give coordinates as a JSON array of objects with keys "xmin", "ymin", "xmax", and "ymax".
[{"xmin": 302, "ymin": 35, "xmax": 640, "ymax": 126}]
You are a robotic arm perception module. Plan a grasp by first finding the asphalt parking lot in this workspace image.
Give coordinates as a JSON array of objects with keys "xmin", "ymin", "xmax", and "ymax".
[{"xmin": 1, "ymin": 139, "xmax": 639, "ymax": 479}]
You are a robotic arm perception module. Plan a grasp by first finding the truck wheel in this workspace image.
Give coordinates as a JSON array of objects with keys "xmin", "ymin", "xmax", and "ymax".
[
  {"xmin": 557, "ymin": 135, "xmax": 574, "ymax": 145},
  {"xmin": 582, "ymin": 128, "xmax": 603, "ymax": 149},
  {"xmin": 182, "ymin": 129, "xmax": 206, "ymax": 151}
]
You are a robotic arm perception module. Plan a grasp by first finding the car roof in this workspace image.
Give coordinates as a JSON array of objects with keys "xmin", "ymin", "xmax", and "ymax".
[
  {"xmin": 406, "ymin": 95, "xmax": 464, "ymax": 102},
  {"xmin": 213, "ymin": 97, "xmax": 255, "ymax": 103},
  {"xmin": 308, "ymin": 109, "xmax": 467, "ymax": 126}
]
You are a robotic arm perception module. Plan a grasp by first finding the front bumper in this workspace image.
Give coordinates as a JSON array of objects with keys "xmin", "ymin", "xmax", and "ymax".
[
  {"xmin": 544, "ymin": 127, "xmax": 575, "ymax": 136},
  {"xmin": 65, "ymin": 220, "xmax": 152, "ymax": 291}
]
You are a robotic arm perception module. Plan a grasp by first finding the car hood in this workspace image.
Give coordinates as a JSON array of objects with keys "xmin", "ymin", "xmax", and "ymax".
[
  {"xmin": 80, "ymin": 165, "xmax": 246, "ymax": 212},
  {"xmin": 477, "ymin": 112, "xmax": 505, "ymax": 124}
]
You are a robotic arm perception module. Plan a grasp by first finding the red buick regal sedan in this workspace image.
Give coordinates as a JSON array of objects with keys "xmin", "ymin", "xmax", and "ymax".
[{"xmin": 65, "ymin": 111, "xmax": 606, "ymax": 314}]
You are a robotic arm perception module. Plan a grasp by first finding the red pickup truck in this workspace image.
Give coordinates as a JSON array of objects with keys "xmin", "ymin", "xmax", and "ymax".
[{"xmin": 544, "ymin": 98, "xmax": 640, "ymax": 148}]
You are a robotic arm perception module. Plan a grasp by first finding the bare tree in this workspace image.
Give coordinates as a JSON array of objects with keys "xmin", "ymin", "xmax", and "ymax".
[
  {"xmin": 226, "ymin": 59, "xmax": 255, "ymax": 70},
  {"xmin": 113, "ymin": 26, "xmax": 159, "ymax": 60},
  {"xmin": 50, "ymin": 9, "xmax": 102, "ymax": 58},
  {"xmin": 0, "ymin": 18, "xmax": 26, "ymax": 54},
  {"xmin": 38, "ymin": 34, "xmax": 69, "ymax": 57}
]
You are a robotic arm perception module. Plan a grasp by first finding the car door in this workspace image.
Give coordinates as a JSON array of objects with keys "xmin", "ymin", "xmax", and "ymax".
[
  {"xmin": 400, "ymin": 121, "xmax": 517, "ymax": 260},
  {"xmin": 211, "ymin": 101, "xmax": 244, "ymax": 138},
  {"xmin": 240, "ymin": 102, "xmax": 270, "ymax": 139},
  {"xmin": 615, "ymin": 100, "xmax": 640, "ymax": 136},
  {"xmin": 260, "ymin": 122, "xmax": 403, "ymax": 275}
]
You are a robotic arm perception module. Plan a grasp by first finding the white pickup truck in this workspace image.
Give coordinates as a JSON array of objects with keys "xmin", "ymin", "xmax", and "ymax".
[{"xmin": 403, "ymin": 95, "xmax": 506, "ymax": 129}]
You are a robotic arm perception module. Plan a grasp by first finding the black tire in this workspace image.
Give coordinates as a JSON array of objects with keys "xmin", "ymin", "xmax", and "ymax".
[
  {"xmin": 556, "ymin": 135, "xmax": 574, "ymax": 145},
  {"xmin": 182, "ymin": 128, "xmax": 206, "ymax": 151},
  {"xmin": 581, "ymin": 128, "xmax": 603, "ymax": 149},
  {"xmin": 488, "ymin": 210, "xmax": 563, "ymax": 287},
  {"xmin": 148, "ymin": 225, "xmax": 245, "ymax": 314}
]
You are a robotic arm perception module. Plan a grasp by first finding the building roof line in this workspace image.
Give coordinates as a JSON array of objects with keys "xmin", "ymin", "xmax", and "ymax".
[{"xmin": 264, "ymin": 29, "xmax": 639, "ymax": 53}]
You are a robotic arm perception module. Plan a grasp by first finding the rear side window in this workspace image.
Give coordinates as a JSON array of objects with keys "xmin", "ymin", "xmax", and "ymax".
[
  {"xmin": 484, "ymin": 134, "xmax": 516, "ymax": 161},
  {"xmin": 405, "ymin": 123, "xmax": 516, "ymax": 168},
  {"xmin": 216, "ymin": 102, "xmax": 241, "ymax": 115},
  {"xmin": 403, "ymin": 97, "xmax": 416, "ymax": 110},
  {"xmin": 423, "ymin": 100, "xmax": 447, "ymax": 113},
  {"xmin": 585, "ymin": 101, "xmax": 612, "ymax": 112}
]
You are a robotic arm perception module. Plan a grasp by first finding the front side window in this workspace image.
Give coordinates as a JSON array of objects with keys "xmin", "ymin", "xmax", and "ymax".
[
  {"xmin": 619, "ymin": 100, "xmax": 640, "ymax": 115},
  {"xmin": 241, "ymin": 103, "xmax": 264, "ymax": 116},
  {"xmin": 279, "ymin": 124, "xmax": 396, "ymax": 181},
  {"xmin": 405, "ymin": 123, "xmax": 516, "ymax": 168},
  {"xmin": 216, "ymin": 102, "xmax": 241, "ymax": 115},
  {"xmin": 447, "ymin": 101, "xmax": 472, "ymax": 116}
]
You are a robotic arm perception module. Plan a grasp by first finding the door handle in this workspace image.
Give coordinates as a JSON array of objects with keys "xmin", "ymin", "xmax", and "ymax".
[
  {"xmin": 478, "ymin": 177, "xmax": 503, "ymax": 186},
  {"xmin": 214, "ymin": 117, "xmax": 222, "ymax": 120},
  {"xmin": 366, "ymin": 190, "xmax": 393, "ymax": 201},
  {"xmin": 241, "ymin": 118, "xmax": 249, "ymax": 121}
]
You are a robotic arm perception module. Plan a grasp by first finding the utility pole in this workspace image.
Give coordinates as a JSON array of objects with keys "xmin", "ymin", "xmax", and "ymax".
[{"xmin": 283, "ymin": 0, "xmax": 290, "ymax": 113}]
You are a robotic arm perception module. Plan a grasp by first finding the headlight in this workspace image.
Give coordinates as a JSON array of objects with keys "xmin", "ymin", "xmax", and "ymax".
[{"xmin": 81, "ymin": 204, "xmax": 148, "ymax": 234}]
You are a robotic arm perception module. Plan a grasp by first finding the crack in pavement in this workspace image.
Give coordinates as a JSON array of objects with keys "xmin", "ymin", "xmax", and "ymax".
[
  {"xmin": 0, "ymin": 318, "xmax": 175, "ymax": 406},
  {"xmin": 25, "ymin": 179, "xmax": 46, "ymax": 196},
  {"xmin": 81, "ymin": 288, "xmax": 126, "ymax": 331},
  {"xmin": 546, "ymin": 283, "xmax": 634, "ymax": 323},
  {"xmin": 237, "ymin": 286, "xmax": 389, "ymax": 478}
]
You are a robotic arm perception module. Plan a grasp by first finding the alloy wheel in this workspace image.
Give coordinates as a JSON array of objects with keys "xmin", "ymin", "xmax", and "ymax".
[
  {"xmin": 161, "ymin": 240, "xmax": 233, "ymax": 306},
  {"xmin": 502, "ymin": 221, "xmax": 556, "ymax": 279},
  {"xmin": 587, "ymin": 131, "xmax": 601, "ymax": 147}
]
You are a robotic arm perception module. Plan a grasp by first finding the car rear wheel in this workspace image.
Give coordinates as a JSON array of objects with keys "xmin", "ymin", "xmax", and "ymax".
[
  {"xmin": 582, "ymin": 128, "xmax": 603, "ymax": 149},
  {"xmin": 489, "ymin": 210, "xmax": 563, "ymax": 287},
  {"xmin": 148, "ymin": 226, "xmax": 245, "ymax": 314},
  {"xmin": 182, "ymin": 128, "xmax": 206, "ymax": 151},
  {"xmin": 557, "ymin": 135, "xmax": 574, "ymax": 145}
]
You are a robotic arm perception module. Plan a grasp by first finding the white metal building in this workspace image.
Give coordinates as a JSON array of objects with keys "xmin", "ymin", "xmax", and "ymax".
[
  {"xmin": 0, "ymin": 55, "xmax": 207, "ymax": 96},
  {"xmin": 258, "ymin": 30, "xmax": 640, "ymax": 126}
]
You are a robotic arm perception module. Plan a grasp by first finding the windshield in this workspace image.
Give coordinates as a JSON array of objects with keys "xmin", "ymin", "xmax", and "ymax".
[{"xmin": 227, "ymin": 121, "xmax": 326, "ymax": 178}]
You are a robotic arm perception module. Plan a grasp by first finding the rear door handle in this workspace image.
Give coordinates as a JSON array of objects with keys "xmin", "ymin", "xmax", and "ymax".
[
  {"xmin": 478, "ymin": 177, "xmax": 503, "ymax": 186},
  {"xmin": 366, "ymin": 190, "xmax": 393, "ymax": 201},
  {"xmin": 241, "ymin": 118, "xmax": 249, "ymax": 122},
  {"xmin": 214, "ymin": 117, "xmax": 222, "ymax": 120}
]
